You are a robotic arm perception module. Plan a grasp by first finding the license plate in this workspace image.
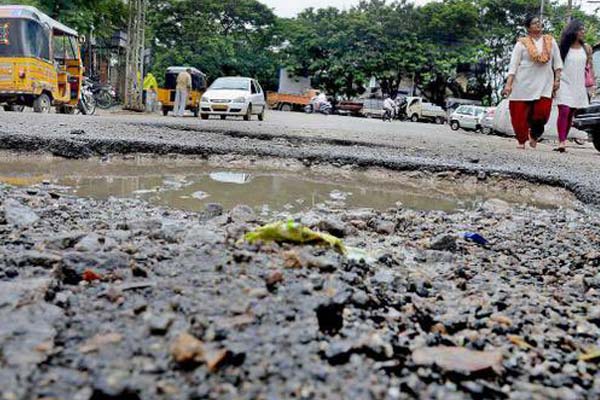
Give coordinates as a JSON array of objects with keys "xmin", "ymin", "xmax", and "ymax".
[{"xmin": 212, "ymin": 105, "xmax": 227, "ymax": 111}]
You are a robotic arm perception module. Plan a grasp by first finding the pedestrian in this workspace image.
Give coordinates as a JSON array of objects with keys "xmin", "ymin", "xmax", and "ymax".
[
  {"xmin": 174, "ymin": 68, "xmax": 192, "ymax": 117},
  {"xmin": 503, "ymin": 15, "xmax": 563, "ymax": 149},
  {"xmin": 554, "ymin": 20, "xmax": 594, "ymax": 152},
  {"xmin": 143, "ymin": 72, "xmax": 158, "ymax": 112}
]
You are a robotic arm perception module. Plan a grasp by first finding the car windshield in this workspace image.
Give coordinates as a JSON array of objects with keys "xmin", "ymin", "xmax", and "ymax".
[{"xmin": 210, "ymin": 78, "xmax": 249, "ymax": 91}]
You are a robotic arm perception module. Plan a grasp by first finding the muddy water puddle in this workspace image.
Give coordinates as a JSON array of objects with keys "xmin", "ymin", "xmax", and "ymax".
[{"xmin": 0, "ymin": 153, "xmax": 576, "ymax": 213}]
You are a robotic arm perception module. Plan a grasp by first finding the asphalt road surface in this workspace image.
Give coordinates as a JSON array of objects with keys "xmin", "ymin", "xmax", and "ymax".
[{"xmin": 0, "ymin": 109, "xmax": 598, "ymax": 205}]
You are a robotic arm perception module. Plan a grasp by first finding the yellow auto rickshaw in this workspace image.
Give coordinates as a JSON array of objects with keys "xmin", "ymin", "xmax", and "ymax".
[
  {"xmin": 0, "ymin": 5, "xmax": 83, "ymax": 113},
  {"xmin": 158, "ymin": 67, "xmax": 207, "ymax": 116}
]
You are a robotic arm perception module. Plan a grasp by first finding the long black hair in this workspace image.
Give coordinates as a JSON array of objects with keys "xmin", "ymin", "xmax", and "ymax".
[
  {"xmin": 559, "ymin": 19, "xmax": 585, "ymax": 61},
  {"xmin": 524, "ymin": 14, "xmax": 538, "ymax": 29}
]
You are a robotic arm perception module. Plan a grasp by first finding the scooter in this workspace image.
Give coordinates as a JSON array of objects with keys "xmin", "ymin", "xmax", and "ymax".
[
  {"xmin": 78, "ymin": 77, "xmax": 96, "ymax": 115},
  {"xmin": 89, "ymin": 78, "xmax": 118, "ymax": 109}
]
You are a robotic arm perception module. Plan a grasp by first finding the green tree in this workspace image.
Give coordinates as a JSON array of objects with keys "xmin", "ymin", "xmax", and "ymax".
[
  {"xmin": 147, "ymin": 0, "xmax": 280, "ymax": 88},
  {"xmin": 0, "ymin": 0, "xmax": 127, "ymax": 41}
]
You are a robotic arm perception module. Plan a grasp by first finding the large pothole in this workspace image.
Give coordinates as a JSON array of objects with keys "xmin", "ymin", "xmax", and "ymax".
[{"xmin": 0, "ymin": 151, "xmax": 579, "ymax": 213}]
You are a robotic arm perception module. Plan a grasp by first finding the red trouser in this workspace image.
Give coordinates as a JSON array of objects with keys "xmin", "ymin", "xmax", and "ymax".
[{"xmin": 509, "ymin": 97, "xmax": 553, "ymax": 144}]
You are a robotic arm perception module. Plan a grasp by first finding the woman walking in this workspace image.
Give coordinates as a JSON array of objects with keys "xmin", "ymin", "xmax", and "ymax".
[
  {"xmin": 503, "ymin": 15, "xmax": 563, "ymax": 149},
  {"xmin": 554, "ymin": 20, "xmax": 594, "ymax": 152}
]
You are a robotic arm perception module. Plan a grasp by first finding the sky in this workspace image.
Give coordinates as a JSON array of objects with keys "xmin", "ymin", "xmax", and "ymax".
[{"xmin": 259, "ymin": 0, "xmax": 598, "ymax": 18}]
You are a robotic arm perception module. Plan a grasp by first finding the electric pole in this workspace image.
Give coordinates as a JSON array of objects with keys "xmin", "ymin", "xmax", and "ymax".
[{"xmin": 124, "ymin": 0, "xmax": 146, "ymax": 111}]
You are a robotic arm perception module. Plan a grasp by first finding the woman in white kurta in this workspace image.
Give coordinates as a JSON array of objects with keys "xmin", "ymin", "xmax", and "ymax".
[
  {"xmin": 503, "ymin": 16, "xmax": 563, "ymax": 149},
  {"xmin": 555, "ymin": 20, "xmax": 593, "ymax": 152}
]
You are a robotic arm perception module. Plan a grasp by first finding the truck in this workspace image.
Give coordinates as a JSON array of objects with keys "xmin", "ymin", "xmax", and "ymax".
[
  {"xmin": 267, "ymin": 89, "xmax": 319, "ymax": 111},
  {"xmin": 267, "ymin": 69, "xmax": 319, "ymax": 112},
  {"xmin": 406, "ymin": 97, "xmax": 447, "ymax": 124}
]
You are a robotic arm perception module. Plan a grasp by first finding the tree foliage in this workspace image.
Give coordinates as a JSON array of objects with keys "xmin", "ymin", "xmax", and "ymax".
[
  {"xmin": 2, "ymin": 0, "xmax": 598, "ymax": 103},
  {"xmin": 0, "ymin": 0, "xmax": 127, "ymax": 41},
  {"xmin": 147, "ymin": 0, "xmax": 280, "ymax": 88}
]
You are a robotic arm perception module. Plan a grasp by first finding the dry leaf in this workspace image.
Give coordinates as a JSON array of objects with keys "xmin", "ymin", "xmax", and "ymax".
[
  {"xmin": 171, "ymin": 332, "xmax": 204, "ymax": 364},
  {"xmin": 579, "ymin": 347, "xmax": 600, "ymax": 362},
  {"xmin": 507, "ymin": 335, "xmax": 533, "ymax": 350},
  {"xmin": 205, "ymin": 348, "xmax": 229, "ymax": 372},
  {"xmin": 412, "ymin": 346, "xmax": 504, "ymax": 375},
  {"xmin": 490, "ymin": 314, "xmax": 513, "ymax": 326},
  {"xmin": 79, "ymin": 332, "xmax": 122, "ymax": 353},
  {"xmin": 82, "ymin": 269, "xmax": 102, "ymax": 282}
]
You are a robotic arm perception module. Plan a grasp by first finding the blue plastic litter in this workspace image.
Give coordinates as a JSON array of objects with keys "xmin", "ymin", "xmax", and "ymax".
[{"xmin": 463, "ymin": 232, "xmax": 488, "ymax": 245}]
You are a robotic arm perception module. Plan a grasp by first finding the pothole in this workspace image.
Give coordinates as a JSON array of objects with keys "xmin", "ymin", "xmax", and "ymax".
[{"xmin": 0, "ymin": 151, "xmax": 579, "ymax": 213}]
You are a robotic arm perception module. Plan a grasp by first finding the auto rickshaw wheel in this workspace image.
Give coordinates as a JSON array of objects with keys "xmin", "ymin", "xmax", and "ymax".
[
  {"xmin": 220, "ymin": 115, "xmax": 226, "ymax": 120},
  {"xmin": 193, "ymin": 108, "xmax": 199, "ymax": 118},
  {"xmin": 33, "ymin": 94, "xmax": 51, "ymax": 113},
  {"xmin": 162, "ymin": 109, "xmax": 169, "ymax": 116},
  {"xmin": 201, "ymin": 114, "xmax": 209, "ymax": 120},
  {"xmin": 258, "ymin": 108, "xmax": 265, "ymax": 121}
]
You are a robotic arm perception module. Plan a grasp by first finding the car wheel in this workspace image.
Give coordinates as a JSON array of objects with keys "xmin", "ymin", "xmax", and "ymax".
[
  {"xmin": 481, "ymin": 127, "xmax": 491, "ymax": 135},
  {"xmin": 280, "ymin": 103, "xmax": 292, "ymax": 112},
  {"xmin": 410, "ymin": 114, "xmax": 419, "ymax": 122},
  {"xmin": 33, "ymin": 93, "xmax": 51, "ymax": 113},
  {"xmin": 201, "ymin": 114, "xmax": 209, "ymax": 120},
  {"xmin": 593, "ymin": 133, "xmax": 600, "ymax": 152},
  {"xmin": 244, "ymin": 104, "xmax": 252, "ymax": 121},
  {"xmin": 450, "ymin": 121, "xmax": 460, "ymax": 131},
  {"xmin": 434, "ymin": 116, "xmax": 443, "ymax": 124},
  {"xmin": 220, "ymin": 115, "xmax": 226, "ymax": 120}
]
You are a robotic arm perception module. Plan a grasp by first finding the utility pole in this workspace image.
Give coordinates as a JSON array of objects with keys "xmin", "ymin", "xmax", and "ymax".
[
  {"xmin": 124, "ymin": 0, "xmax": 146, "ymax": 111},
  {"xmin": 567, "ymin": 0, "xmax": 573, "ymax": 22}
]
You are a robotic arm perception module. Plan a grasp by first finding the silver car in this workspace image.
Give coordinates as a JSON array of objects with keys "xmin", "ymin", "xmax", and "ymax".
[{"xmin": 449, "ymin": 105, "xmax": 487, "ymax": 131}]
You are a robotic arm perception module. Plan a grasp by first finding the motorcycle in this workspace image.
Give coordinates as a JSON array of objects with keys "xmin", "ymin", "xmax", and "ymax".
[
  {"xmin": 90, "ymin": 78, "xmax": 118, "ymax": 109},
  {"xmin": 78, "ymin": 77, "xmax": 96, "ymax": 115},
  {"xmin": 305, "ymin": 96, "xmax": 332, "ymax": 115}
]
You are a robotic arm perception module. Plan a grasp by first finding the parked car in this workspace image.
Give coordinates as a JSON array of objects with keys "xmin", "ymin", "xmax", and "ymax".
[
  {"xmin": 449, "ymin": 105, "xmax": 487, "ymax": 131},
  {"xmin": 573, "ymin": 101, "xmax": 600, "ymax": 152},
  {"xmin": 406, "ymin": 97, "xmax": 447, "ymax": 124},
  {"xmin": 480, "ymin": 107, "xmax": 496, "ymax": 134},
  {"xmin": 200, "ymin": 77, "xmax": 266, "ymax": 121}
]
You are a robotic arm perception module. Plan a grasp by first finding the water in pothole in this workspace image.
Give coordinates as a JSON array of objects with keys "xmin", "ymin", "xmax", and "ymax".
[{"xmin": 0, "ymin": 152, "xmax": 576, "ymax": 213}]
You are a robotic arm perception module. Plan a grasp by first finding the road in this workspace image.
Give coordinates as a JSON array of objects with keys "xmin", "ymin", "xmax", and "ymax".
[
  {"xmin": 1, "ymin": 110, "xmax": 600, "ymax": 399},
  {"xmin": 0, "ymin": 109, "xmax": 598, "ymax": 205}
]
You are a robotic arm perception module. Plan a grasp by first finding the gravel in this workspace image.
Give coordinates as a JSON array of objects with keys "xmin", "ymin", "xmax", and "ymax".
[{"xmin": 0, "ymin": 183, "xmax": 599, "ymax": 399}]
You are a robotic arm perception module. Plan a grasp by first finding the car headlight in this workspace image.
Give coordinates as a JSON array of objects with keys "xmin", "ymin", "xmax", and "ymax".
[
  {"xmin": 233, "ymin": 96, "xmax": 246, "ymax": 103},
  {"xmin": 201, "ymin": 96, "xmax": 209, "ymax": 103}
]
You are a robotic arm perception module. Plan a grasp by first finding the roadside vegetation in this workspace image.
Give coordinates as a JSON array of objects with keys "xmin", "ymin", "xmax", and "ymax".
[{"xmin": 5, "ymin": 0, "xmax": 600, "ymax": 104}]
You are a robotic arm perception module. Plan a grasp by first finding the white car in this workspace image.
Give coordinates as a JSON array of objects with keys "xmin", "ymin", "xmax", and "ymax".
[
  {"xmin": 449, "ymin": 105, "xmax": 487, "ymax": 131},
  {"xmin": 200, "ymin": 77, "xmax": 266, "ymax": 121}
]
